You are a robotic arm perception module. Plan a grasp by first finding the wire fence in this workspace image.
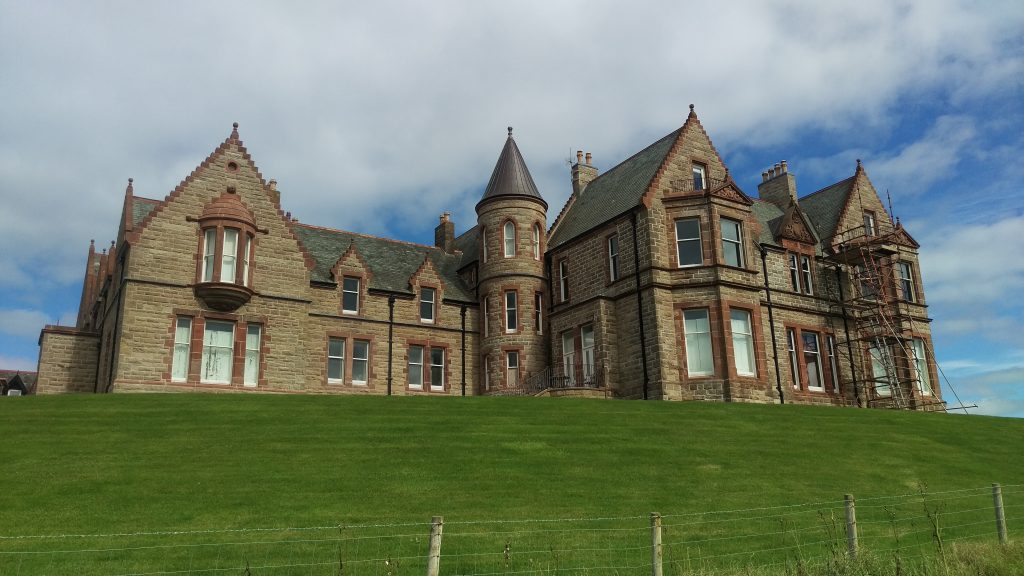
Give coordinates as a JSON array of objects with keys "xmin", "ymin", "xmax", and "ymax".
[{"xmin": 0, "ymin": 484, "xmax": 1016, "ymax": 575}]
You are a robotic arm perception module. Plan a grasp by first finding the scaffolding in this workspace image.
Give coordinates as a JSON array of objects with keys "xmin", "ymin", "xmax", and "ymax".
[{"xmin": 821, "ymin": 219, "xmax": 941, "ymax": 411}]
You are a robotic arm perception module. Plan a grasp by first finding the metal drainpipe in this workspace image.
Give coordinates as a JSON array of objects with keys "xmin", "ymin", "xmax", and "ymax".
[
  {"xmin": 759, "ymin": 244, "xmax": 784, "ymax": 404},
  {"xmin": 387, "ymin": 294, "xmax": 395, "ymax": 396},
  {"xmin": 834, "ymin": 265, "xmax": 861, "ymax": 406},
  {"xmin": 105, "ymin": 251, "xmax": 128, "ymax": 393},
  {"xmin": 460, "ymin": 305, "xmax": 467, "ymax": 396},
  {"xmin": 631, "ymin": 209, "xmax": 650, "ymax": 400}
]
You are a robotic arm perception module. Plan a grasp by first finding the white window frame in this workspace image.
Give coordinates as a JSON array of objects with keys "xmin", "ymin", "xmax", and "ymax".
[
  {"xmin": 730, "ymin": 309, "xmax": 756, "ymax": 377},
  {"xmin": 608, "ymin": 234, "xmax": 620, "ymax": 281},
  {"xmin": 482, "ymin": 229, "xmax": 488, "ymax": 263},
  {"xmin": 327, "ymin": 337, "xmax": 345, "ymax": 384},
  {"xmin": 683, "ymin": 309, "xmax": 714, "ymax": 377},
  {"xmin": 342, "ymin": 277, "xmax": 360, "ymax": 314},
  {"xmin": 483, "ymin": 356, "xmax": 491, "ymax": 391},
  {"xmin": 242, "ymin": 235, "xmax": 252, "ymax": 287},
  {"xmin": 503, "ymin": 221, "xmax": 516, "ymax": 258},
  {"xmin": 827, "ymin": 335, "xmax": 840, "ymax": 393},
  {"xmin": 802, "ymin": 331, "xmax": 824, "ymax": 391},
  {"xmin": 420, "ymin": 287, "xmax": 436, "ymax": 323},
  {"xmin": 562, "ymin": 331, "xmax": 575, "ymax": 386},
  {"xmin": 482, "ymin": 297, "xmax": 489, "ymax": 336},
  {"xmin": 506, "ymin": 351, "xmax": 519, "ymax": 387},
  {"xmin": 912, "ymin": 338, "xmax": 932, "ymax": 396},
  {"xmin": 172, "ymin": 316, "xmax": 192, "ymax": 382},
  {"xmin": 534, "ymin": 292, "xmax": 543, "ymax": 335},
  {"xmin": 898, "ymin": 262, "xmax": 915, "ymax": 302},
  {"xmin": 800, "ymin": 255, "xmax": 814, "ymax": 295},
  {"xmin": 352, "ymin": 340, "xmax": 370, "ymax": 385},
  {"xmin": 787, "ymin": 328, "xmax": 800, "ymax": 389},
  {"xmin": 430, "ymin": 347, "xmax": 445, "ymax": 391},
  {"xmin": 692, "ymin": 163, "xmax": 706, "ymax": 191},
  {"xmin": 504, "ymin": 290, "xmax": 518, "ymax": 333},
  {"xmin": 869, "ymin": 345, "xmax": 891, "ymax": 397},
  {"xmin": 788, "ymin": 253, "xmax": 800, "ymax": 292},
  {"xmin": 201, "ymin": 320, "xmax": 234, "ymax": 384},
  {"xmin": 864, "ymin": 211, "xmax": 876, "ymax": 236},
  {"xmin": 532, "ymin": 224, "xmax": 541, "ymax": 260},
  {"xmin": 221, "ymin": 228, "xmax": 238, "ymax": 284},
  {"xmin": 559, "ymin": 260, "xmax": 569, "ymax": 302},
  {"xmin": 243, "ymin": 324, "xmax": 261, "ymax": 387},
  {"xmin": 721, "ymin": 218, "xmax": 744, "ymax": 268},
  {"xmin": 675, "ymin": 218, "xmax": 702, "ymax": 267},
  {"xmin": 202, "ymin": 229, "xmax": 216, "ymax": 282},
  {"xmin": 408, "ymin": 345, "xmax": 424, "ymax": 390},
  {"xmin": 581, "ymin": 325, "xmax": 595, "ymax": 383}
]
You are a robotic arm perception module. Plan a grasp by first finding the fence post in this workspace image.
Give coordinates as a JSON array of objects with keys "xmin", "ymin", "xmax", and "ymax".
[
  {"xmin": 650, "ymin": 512, "xmax": 663, "ymax": 576},
  {"xmin": 844, "ymin": 494, "xmax": 858, "ymax": 559},
  {"xmin": 993, "ymin": 483, "xmax": 1008, "ymax": 545},
  {"xmin": 427, "ymin": 515, "xmax": 444, "ymax": 576}
]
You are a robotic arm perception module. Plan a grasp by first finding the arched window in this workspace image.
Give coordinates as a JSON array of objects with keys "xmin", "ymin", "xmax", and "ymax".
[
  {"xmin": 503, "ymin": 221, "xmax": 516, "ymax": 257},
  {"xmin": 532, "ymin": 224, "xmax": 541, "ymax": 259}
]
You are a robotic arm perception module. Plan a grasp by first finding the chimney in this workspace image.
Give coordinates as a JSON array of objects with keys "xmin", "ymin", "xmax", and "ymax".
[
  {"xmin": 571, "ymin": 150, "xmax": 599, "ymax": 196},
  {"xmin": 434, "ymin": 212, "xmax": 455, "ymax": 253},
  {"xmin": 757, "ymin": 159, "xmax": 798, "ymax": 208}
]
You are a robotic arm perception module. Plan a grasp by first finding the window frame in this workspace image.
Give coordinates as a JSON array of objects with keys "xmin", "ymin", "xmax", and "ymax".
[
  {"xmin": 559, "ymin": 260, "xmax": 569, "ymax": 302},
  {"xmin": 200, "ymin": 320, "xmax": 235, "ymax": 385},
  {"xmin": 562, "ymin": 331, "xmax": 575, "ymax": 385},
  {"xmin": 730, "ymin": 309, "xmax": 757, "ymax": 377},
  {"xmin": 202, "ymin": 229, "xmax": 216, "ymax": 283},
  {"xmin": 800, "ymin": 255, "xmax": 814, "ymax": 295},
  {"xmin": 482, "ymin": 296, "xmax": 489, "ymax": 336},
  {"xmin": 863, "ymin": 211, "xmax": 877, "ymax": 236},
  {"xmin": 408, "ymin": 345, "xmax": 424, "ymax": 390},
  {"xmin": 827, "ymin": 335, "xmax": 840, "ymax": 393},
  {"xmin": 420, "ymin": 286, "xmax": 436, "ymax": 324},
  {"xmin": 787, "ymin": 328, "xmax": 800, "ymax": 389},
  {"xmin": 504, "ymin": 290, "xmax": 518, "ymax": 333},
  {"xmin": 911, "ymin": 338, "xmax": 932, "ymax": 396},
  {"xmin": 243, "ymin": 323, "xmax": 261, "ymax": 388},
  {"xmin": 897, "ymin": 262, "xmax": 916, "ymax": 303},
  {"xmin": 674, "ymin": 218, "xmax": 703, "ymax": 267},
  {"xmin": 607, "ymin": 234, "xmax": 620, "ymax": 282},
  {"xmin": 581, "ymin": 324, "xmax": 596, "ymax": 384},
  {"xmin": 342, "ymin": 276, "xmax": 360, "ymax": 315},
  {"xmin": 788, "ymin": 253, "xmax": 800, "ymax": 292},
  {"xmin": 503, "ymin": 220, "xmax": 516, "ymax": 258},
  {"xmin": 171, "ymin": 316, "xmax": 192, "ymax": 382},
  {"xmin": 429, "ymin": 347, "xmax": 445, "ymax": 391},
  {"xmin": 720, "ymin": 218, "xmax": 744, "ymax": 268},
  {"xmin": 351, "ymin": 339, "xmax": 370, "ymax": 385},
  {"xmin": 692, "ymin": 163, "xmax": 707, "ymax": 191},
  {"xmin": 534, "ymin": 292, "xmax": 543, "ymax": 335},
  {"xmin": 532, "ymin": 223, "xmax": 541, "ymax": 260},
  {"xmin": 506, "ymin": 351, "xmax": 520, "ymax": 387},
  {"xmin": 802, "ymin": 331, "xmax": 825, "ymax": 391},
  {"xmin": 327, "ymin": 337, "xmax": 346, "ymax": 384},
  {"xmin": 481, "ymin": 228, "xmax": 488, "ymax": 263},
  {"xmin": 682, "ymin": 308, "xmax": 714, "ymax": 377},
  {"xmin": 869, "ymin": 345, "xmax": 892, "ymax": 397}
]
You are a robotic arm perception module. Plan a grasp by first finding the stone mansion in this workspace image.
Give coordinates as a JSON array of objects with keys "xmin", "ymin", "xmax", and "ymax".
[{"xmin": 36, "ymin": 107, "xmax": 943, "ymax": 410}]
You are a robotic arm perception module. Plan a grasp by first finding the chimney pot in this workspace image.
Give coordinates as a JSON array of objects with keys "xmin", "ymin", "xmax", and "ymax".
[
  {"xmin": 269, "ymin": 179, "xmax": 277, "ymax": 191},
  {"xmin": 781, "ymin": 160, "xmax": 788, "ymax": 174},
  {"xmin": 762, "ymin": 171, "xmax": 769, "ymax": 182},
  {"xmin": 576, "ymin": 150, "xmax": 583, "ymax": 164},
  {"xmin": 585, "ymin": 152, "xmax": 592, "ymax": 165},
  {"xmin": 435, "ymin": 211, "xmax": 456, "ymax": 253},
  {"xmin": 768, "ymin": 167, "xmax": 776, "ymax": 178}
]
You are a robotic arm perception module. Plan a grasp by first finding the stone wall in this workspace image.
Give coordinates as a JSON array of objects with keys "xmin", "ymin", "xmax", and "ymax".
[{"xmin": 35, "ymin": 327, "xmax": 99, "ymax": 394}]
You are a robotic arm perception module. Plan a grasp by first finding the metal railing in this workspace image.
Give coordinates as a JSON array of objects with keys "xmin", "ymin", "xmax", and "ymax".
[{"xmin": 491, "ymin": 361, "xmax": 606, "ymax": 396}]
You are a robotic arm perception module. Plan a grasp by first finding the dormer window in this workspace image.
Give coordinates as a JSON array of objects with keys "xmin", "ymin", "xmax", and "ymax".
[
  {"xmin": 199, "ymin": 226, "xmax": 254, "ymax": 285},
  {"xmin": 692, "ymin": 163, "xmax": 707, "ymax": 191}
]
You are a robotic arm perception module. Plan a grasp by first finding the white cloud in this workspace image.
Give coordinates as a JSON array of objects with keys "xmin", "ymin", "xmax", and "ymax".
[
  {"xmin": 0, "ymin": 354, "xmax": 37, "ymax": 372},
  {"xmin": 0, "ymin": 308, "xmax": 74, "ymax": 339},
  {"xmin": 918, "ymin": 216, "xmax": 1024, "ymax": 306}
]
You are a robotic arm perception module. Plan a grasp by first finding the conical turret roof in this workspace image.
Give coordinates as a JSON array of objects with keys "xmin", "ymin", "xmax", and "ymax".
[{"xmin": 477, "ymin": 127, "xmax": 546, "ymax": 211}]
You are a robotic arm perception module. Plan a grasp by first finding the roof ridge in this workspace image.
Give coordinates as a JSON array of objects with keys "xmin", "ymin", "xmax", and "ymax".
[
  {"xmin": 294, "ymin": 222, "xmax": 452, "ymax": 254},
  {"xmin": 582, "ymin": 127, "xmax": 681, "ymax": 191}
]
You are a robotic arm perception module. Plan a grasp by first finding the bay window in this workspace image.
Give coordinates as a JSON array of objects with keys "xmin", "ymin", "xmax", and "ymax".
[
  {"xmin": 683, "ymin": 309, "xmax": 713, "ymax": 377},
  {"xmin": 675, "ymin": 218, "xmax": 702, "ymax": 267},
  {"xmin": 721, "ymin": 218, "xmax": 744, "ymax": 267}
]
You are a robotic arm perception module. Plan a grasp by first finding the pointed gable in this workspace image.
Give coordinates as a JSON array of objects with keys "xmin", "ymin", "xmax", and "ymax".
[
  {"xmin": 777, "ymin": 202, "xmax": 818, "ymax": 245},
  {"xmin": 800, "ymin": 176, "xmax": 855, "ymax": 242}
]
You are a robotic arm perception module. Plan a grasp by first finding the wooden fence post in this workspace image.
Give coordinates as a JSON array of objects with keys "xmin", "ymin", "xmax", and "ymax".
[
  {"xmin": 993, "ymin": 483, "xmax": 1008, "ymax": 545},
  {"xmin": 844, "ymin": 494, "xmax": 858, "ymax": 559},
  {"xmin": 427, "ymin": 515, "xmax": 444, "ymax": 576},
  {"xmin": 650, "ymin": 512, "xmax": 663, "ymax": 576}
]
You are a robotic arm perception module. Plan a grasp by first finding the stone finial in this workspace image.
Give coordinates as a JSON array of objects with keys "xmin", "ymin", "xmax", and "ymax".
[
  {"xmin": 268, "ymin": 179, "xmax": 277, "ymax": 192},
  {"xmin": 856, "ymin": 158, "xmax": 862, "ymax": 170},
  {"xmin": 227, "ymin": 185, "xmax": 236, "ymax": 194},
  {"xmin": 689, "ymin": 104, "xmax": 695, "ymax": 111},
  {"xmin": 507, "ymin": 126, "xmax": 513, "ymax": 137},
  {"xmin": 231, "ymin": 122, "xmax": 239, "ymax": 139}
]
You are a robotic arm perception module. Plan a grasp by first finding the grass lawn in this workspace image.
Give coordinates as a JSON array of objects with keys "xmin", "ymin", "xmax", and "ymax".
[{"xmin": 1, "ymin": 394, "xmax": 1021, "ymax": 575}]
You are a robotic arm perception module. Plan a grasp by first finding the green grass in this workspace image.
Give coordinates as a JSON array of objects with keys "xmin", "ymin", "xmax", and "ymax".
[{"xmin": 1, "ymin": 395, "xmax": 1021, "ymax": 575}]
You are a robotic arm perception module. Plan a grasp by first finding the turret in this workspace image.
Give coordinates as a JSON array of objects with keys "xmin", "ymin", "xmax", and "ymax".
[{"xmin": 476, "ymin": 127, "xmax": 549, "ymax": 393}]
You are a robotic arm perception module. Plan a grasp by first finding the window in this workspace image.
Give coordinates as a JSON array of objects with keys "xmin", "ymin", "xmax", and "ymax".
[
  {"xmin": 581, "ymin": 325, "xmax": 595, "ymax": 384},
  {"xmin": 171, "ymin": 317, "xmax": 192, "ymax": 382},
  {"xmin": 683, "ymin": 309, "xmax": 713, "ymax": 377},
  {"xmin": 430, "ymin": 348, "xmax": 445, "ymax": 390},
  {"xmin": 504, "ymin": 291, "xmax": 517, "ymax": 332},
  {"xmin": 243, "ymin": 324, "xmax": 261, "ymax": 387},
  {"xmin": 559, "ymin": 260, "xmax": 569, "ymax": 302},
  {"xmin": 534, "ymin": 292, "xmax": 543, "ymax": 334},
  {"xmin": 503, "ymin": 221, "xmax": 516, "ymax": 257},
  {"xmin": 869, "ymin": 345, "xmax": 891, "ymax": 397},
  {"xmin": 202, "ymin": 229, "xmax": 216, "ymax": 282},
  {"xmin": 912, "ymin": 339, "xmax": 932, "ymax": 396},
  {"xmin": 692, "ymin": 163, "xmax": 706, "ymax": 190},
  {"xmin": 482, "ymin": 228, "xmax": 488, "ymax": 263},
  {"xmin": 721, "ymin": 218, "xmax": 744, "ymax": 267},
  {"xmin": 863, "ymin": 211, "xmax": 876, "ymax": 236},
  {"xmin": 608, "ymin": 234, "xmax": 620, "ymax": 281},
  {"xmin": 221, "ymin": 228, "xmax": 238, "ymax": 283},
  {"xmin": 675, "ymin": 218, "xmax": 702, "ymax": 266},
  {"xmin": 730, "ymin": 310, "xmax": 756, "ymax": 377},
  {"xmin": 342, "ymin": 277, "xmax": 360, "ymax": 314},
  {"xmin": 327, "ymin": 338, "xmax": 345, "ymax": 383},
  {"xmin": 855, "ymin": 264, "xmax": 877, "ymax": 299},
  {"xmin": 562, "ymin": 331, "xmax": 575, "ymax": 385},
  {"xmin": 483, "ymin": 356, "xmax": 491, "ymax": 391},
  {"xmin": 788, "ymin": 254, "xmax": 800, "ymax": 292},
  {"xmin": 827, "ymin": 336, "xmax": 840, "ymax": 393},
  {"xmin": 242, "ymin": 236, "xmax": 252, "ymax": 287},
  {"xmin": 897, "ymin": 262, "xmax": 915, "ymax": 302},
  {"xmin": 201, "ymin": 320, "xmax": 234, "ymax": 384},
  {"xmin": 787, "ymin": 329, "xmax": 799, "ymax": 389},
  {"xmin": 506, "ymin": 351, "xmax": 519, "ymax": 386},
  {"xmin": 803, "ymin": 332, "xmax": 824, "ymax": 390},
  {"xmin": 352, "ymin": 340, "xmax": 369, "ymax": 384},
  {"xmin": 532, "ymin": 224, "xmax": 541, "ymax": 260},
  {"xmin": 482, "ymin": 297, "xmax": 489, "ymax": 336},
  {"xmin": 420, "ymin": 287, "xmax": 435, "ymax": 323},
  {"xmin": 408, "ymin": 345, "xmax": 424, "ymax": 389},
  {"xmin": 800, "ymin": 256, "xmax": 814, "ymax": 295}
]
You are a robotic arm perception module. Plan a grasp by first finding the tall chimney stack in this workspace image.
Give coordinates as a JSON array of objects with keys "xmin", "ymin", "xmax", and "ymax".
[
  {"xmin": 757, "ymin": 160, "xmax": 798, "ymax": 208},
  {"xmin": 571, "ymin": 150, "xmax": 599, "ymax": 196},
  {"xmin": 434, "ymin": 212, "xmax": 456, "ymax": 253}
]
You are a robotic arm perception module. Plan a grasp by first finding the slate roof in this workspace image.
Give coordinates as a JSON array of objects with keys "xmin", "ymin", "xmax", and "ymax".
[
  {"xmin": 799, "ymin": 176, "xmax": 854, "ymax": 242},
  {"xmin": 453, "ymin": 226, "xmax": 480, "ymax": 270},
  {"xmin": 291, "ymin": 224, "xmax": 475, "ymax": 303},
  {"xmin": 132, "ymin": 197, "xmax": 160, "ymax": 227},
  {"xmin": 750, "ymin": 200, "xmax": 785, "ymax": 245},
  {"xmin": 478, "ymin": 130, "xmax": 546, "ymax": 208},
  {"xmin": 548, "ymin": 128, "xmax": 680, "ymax": 249}
]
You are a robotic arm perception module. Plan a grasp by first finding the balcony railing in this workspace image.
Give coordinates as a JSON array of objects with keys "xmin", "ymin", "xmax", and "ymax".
[{"xmin": 489, "ymin": 361, "xmax": 606, "ymax": 397}]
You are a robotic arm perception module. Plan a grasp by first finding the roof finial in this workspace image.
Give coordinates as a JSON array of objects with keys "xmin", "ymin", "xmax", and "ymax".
[
  {"xmin": 231, "ymin": 122, "xmax": 239, "ymax": 139},
  {"xmin": 689, "ymin": 104, "xmax": 694, "ymax": 111},
  {"xmin": 856, "ymin": 158, "xmax": 862, "ymax": 168},
  {"xmin": 507, "ymin": 126, "xmax": 513, "ymax": 137}
]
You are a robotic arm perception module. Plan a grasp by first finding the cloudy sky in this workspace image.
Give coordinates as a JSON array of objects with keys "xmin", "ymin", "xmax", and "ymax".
[{"xmin": 1, "ymin": 0, "xmax": 1021, "ymax": 416}]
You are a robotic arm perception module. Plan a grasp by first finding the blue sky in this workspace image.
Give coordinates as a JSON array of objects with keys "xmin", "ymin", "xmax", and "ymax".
[{"xmin": 1, "ymin": 0, "xmax": 1021, "ymax": 416}]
